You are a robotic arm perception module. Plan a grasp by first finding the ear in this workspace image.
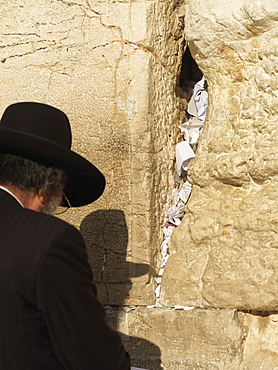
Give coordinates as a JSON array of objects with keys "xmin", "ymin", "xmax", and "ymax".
[
  {"xmin": 25, "ymin": 188, "xmax": 48, "ymax": 212},
  {"xmin": 37, "ymin": 189, "xmax": 49, "ymax": 205}
]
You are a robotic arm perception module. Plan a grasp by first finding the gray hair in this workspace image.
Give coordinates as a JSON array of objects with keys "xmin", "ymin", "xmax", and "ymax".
[{"xmin": 0, "ymin": 154, "xmax": 66, "ymax": 195}]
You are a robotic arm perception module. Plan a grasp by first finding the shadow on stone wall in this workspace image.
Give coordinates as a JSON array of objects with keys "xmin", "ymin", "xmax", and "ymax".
[{"xmin": 80, "ymin": 209, "xmax": 162, "ymax": 369}]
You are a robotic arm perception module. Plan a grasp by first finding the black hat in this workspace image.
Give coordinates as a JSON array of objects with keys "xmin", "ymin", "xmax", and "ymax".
[{"xmin": 0, "ymin": 102, "xmax": 105, "ymax": 207}]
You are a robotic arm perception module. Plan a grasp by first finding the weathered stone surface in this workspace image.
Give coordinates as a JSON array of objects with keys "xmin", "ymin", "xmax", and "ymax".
[
  {"xmin": 3, "ymin": 0, "xmax": 278, "ymax": 368},
  {"xmin": 107, "ymin": 307, "xmax": 278, "ymax": 369},
  {"xmin": 0, "ymin": 0, "xmax": 185, "ymax": 305},
  {"xmin": 161, "ymin": 183, "xmax": 278, "ymax": 310},
  {"xmin": 106, "ymin": 307, "xmax": 244, "ymax": 369},
  {"xmin": 240, "ymin": 312, "xmax": 278, "ymax": 369},
  {"xmin": 161, "ymin": 0, "xmax": 278, "ymax": 310}
]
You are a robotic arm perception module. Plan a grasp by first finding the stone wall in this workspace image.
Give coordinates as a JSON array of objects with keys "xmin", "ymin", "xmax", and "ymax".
[
  {"xmin": 161, "ymin": 0, "xmax": 278, "ymax": 312},
  {"xmin": 158, "ymin": 0, "xmax": 278, "ymax": 368},
  {"xmin": 2, "ymin": 0, "xmax": 278, "ymax": 369},
  {"xmin": 0, "ymin": 0, "xmax": 184, "ymax": 307}
]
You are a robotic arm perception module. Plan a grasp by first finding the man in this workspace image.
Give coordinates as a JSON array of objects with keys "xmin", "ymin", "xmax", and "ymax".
[{"xmin": 0, "ymin": 102, "xmax": 130, "ymax": 369}]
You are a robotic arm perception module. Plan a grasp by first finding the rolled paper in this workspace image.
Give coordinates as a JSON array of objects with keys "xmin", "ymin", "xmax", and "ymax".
[{"xmin": 175, "ymin": 141, "xmax": 196, "ymax": 176}]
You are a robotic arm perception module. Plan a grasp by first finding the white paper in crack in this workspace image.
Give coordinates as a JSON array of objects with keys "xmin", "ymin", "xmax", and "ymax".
[
  {"xmin": 187, "ymin": 95, "xmax": 198, "ymax": 117},
  {"xmin": 160, "ymin": 254, "xmax": 169, "ymax": 267},
  {"xmin": 174, "ymin": 305, "xmax": 195, "ymax": 311},
  {"xmin": 167, "ymin": 203, "xmax": 185, "ymax": 226},
  {"xmin": 163, "ymin": 226, "xmax": 175, "ymax": 238},
  {"xmin": 160, "ymin": 238, "xmax": 169, "ymax": 256},
  {"xmin": 155, "ymin": 276, "xmax": 162, "ymax": 284},
  {"xmin": 178, "ymin": 181, "xmax": 192, "ymax": 204},
  {"xmin": 175, "ymin": 141, "xmax": 196, "ymax": 176},
  {"xmin": 187, "ymin": 77, "xmax": 208, "ymax": 122},
  {"xmin": 155, "ymin": 284, "xmax": 161, "ymax": 298},
  {"xmin": 195, "ymin": 93, "xmax": 208, "ymax": 122},
  {"xmin": 179, "ymin": 116, "xmax": 204, "ymax": 145},
  {"xmin": 188, "ymin": 127, "xmax": 199, "ymax": 145}
]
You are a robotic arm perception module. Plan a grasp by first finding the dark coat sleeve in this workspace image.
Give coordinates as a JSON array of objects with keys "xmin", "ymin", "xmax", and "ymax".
[{"xmin": 36, "ymin": 223, "xmax": 130, "ymax": 370}]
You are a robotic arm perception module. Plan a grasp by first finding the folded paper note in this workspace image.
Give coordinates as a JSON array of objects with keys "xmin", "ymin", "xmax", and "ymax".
[
  {"xmin": 187, "ymin": 76, "xmax": 208, "ymax": 121},
  {"xmin": 175, "ymin": 141, "xmax": 196, "ymax": 176}
]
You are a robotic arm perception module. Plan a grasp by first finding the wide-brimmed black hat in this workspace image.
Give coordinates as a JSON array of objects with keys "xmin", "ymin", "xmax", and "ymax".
[{"xmin": 0, "ymin": 102, "xmax": 105, "ymax": 207}]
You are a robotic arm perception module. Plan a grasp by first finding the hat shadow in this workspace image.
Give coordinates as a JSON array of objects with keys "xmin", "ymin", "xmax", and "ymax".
[
  {"xmin": 80, "ymin": 209, "xmax": 162, "ymax": 369},
  {"xmin": 80, "ymin": 209, "xmax": 150, "ymax": 303}
]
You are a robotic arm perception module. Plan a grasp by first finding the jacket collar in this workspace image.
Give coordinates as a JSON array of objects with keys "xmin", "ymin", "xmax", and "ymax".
[{"xmin": 0, "ymin": 187, "xmax": 23, "ymax": 207}]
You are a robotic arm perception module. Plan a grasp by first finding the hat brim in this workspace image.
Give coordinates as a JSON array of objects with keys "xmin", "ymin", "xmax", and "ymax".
[{"xmin": 0, "ymin": 127, "xmax": 105, "ymax": 207}]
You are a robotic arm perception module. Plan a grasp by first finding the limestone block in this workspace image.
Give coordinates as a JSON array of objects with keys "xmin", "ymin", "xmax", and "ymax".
[
  {"xmin": 240, "ymin": 312, "xmax": 278, "ymax": 369},
  {"xmin": 105, "ymin": 307, "xmax": 244, "ymax": 369},
  {"xmin": 162, "ymin": 182, "xmax": 278, "ymax": 310},
  {"xmin": 0, "ymin": 0, "xmax": 185, "ymax": 305},
  {"xmin": 161, "ymin": 0, "xmax": 278, "ymax": 310}
]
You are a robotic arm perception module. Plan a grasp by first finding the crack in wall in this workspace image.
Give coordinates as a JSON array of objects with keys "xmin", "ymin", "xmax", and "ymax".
[
  {"xmin": 153, "ymin": 46, "xmax": 208, "ymax": 310},
  {"xmin": 1, "ymin": 47, "xmax": 49, "ymax": 61}
]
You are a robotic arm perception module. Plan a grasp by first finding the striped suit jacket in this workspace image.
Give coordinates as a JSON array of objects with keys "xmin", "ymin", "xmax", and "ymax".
[{"xmin": 0, "ymin": 189, "xmax": 130, "ymax": 369}]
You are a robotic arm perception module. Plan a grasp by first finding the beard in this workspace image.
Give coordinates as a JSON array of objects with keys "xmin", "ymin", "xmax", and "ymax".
[{"xmin": 41, "ymin": 195, "xmax": 62, "ymax": 216}]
